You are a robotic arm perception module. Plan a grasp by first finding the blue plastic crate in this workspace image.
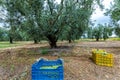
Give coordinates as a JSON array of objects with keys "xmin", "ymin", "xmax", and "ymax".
[{"xmin": 32, "ymin": 58, "xmax": 64, "ymax": 80}]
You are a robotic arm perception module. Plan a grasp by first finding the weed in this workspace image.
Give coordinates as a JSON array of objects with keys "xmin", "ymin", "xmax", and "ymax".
[
  {"xmin": 10, "ymin": 64, "xmax": 15, "ymax": 72},
  {"xmin": 41, "ymin": 49, "xmax": 49, "ymax": 55}
]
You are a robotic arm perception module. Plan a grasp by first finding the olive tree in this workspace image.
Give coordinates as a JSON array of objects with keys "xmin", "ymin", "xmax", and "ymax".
[{"xmin": 4, "ymin": 0, "xmax": 103, "ymax": 48}]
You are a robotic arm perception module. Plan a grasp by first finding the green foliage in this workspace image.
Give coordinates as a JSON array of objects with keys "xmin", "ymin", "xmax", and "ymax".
[
  {"xmin": 86, "ymin": 27, "xmax": 93, "ymax": 39},
  {"xmin": 59, "ymin": 0, "xmax": 98, "ymax": 43},
  {"xmin": 41, "ymin": 49, "xmax": 49, "ymax": 55},
  {"xmin": 114, "ymin": 0, "xmax": 120, "ymax": 8},
  {"xmin": 115, "ymin": 24, "xmax": 120, "ymax": 37},
  {"xmin": 3, "ymin": 0, "xmax": 24, "ymax": 43},
  {"xmin": 0, "ymin": 27, "xmax": 9, "ymax": 41},
  {"xmin": 2, "ymin": 0, "xmax": 104, "ymax": 47},
  {"xmin": 107, "ymin": 0, "xmax": 120, "ymax": 22},
  {"xmin": 102, "ymin": 24, "xmax": 113, "ymax": 40},
  {"xmin": 10, "ymin": 64, "xmax": 15, "ymax": 72},
  {"xmin": 92, "ymin": 24, "xmax": 113, "ymax": 41},
  {"xmin": 105, "ymin": 0, "xmax": 120, "ymax": 38},
  {"xmin": 92, "ymin": 25, "xmax": 103, "ymax": 41},
  {"xmin": 111, "ymin": 8, "xmax": 120, "ymax": 21}
]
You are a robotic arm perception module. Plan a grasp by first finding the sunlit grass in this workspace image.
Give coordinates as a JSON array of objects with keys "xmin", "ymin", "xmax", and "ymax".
[
  {"xmin": 0, "ymin": 41, "xmax": 31, "ymax": 48},
  {"xmin": 77, "ymin": 37, "xmax": 120, "ymax": 42},
  {"xmin": 108, "ymin": 38, "xmax": 120, "ymax": 41},
  {"xmin": 0, "ymin": 38, "xmax": 120, "ymax": 49},
  {"xmin": 75, "ymin": 39, "xmax": 97, "ymax": 42}
]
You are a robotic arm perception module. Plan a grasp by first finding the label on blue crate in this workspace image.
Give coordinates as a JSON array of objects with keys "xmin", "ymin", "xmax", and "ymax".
[{"xmin": 40, "ymin": 65, "xmax": 62, "ymax": 69}]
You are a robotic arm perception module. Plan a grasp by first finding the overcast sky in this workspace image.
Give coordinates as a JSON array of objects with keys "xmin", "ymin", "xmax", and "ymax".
[{"xmin": 91, "ymin": 0, "xmax": 113, "ymax": 25}]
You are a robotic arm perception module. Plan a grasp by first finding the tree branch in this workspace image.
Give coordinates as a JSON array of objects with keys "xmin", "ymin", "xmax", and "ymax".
[
  {"xmin": 52, "ymin": 0, "xmax": 64, "ymax": 26},
  {"xmin": 47, "ymin": 0, "xmax": 53, "ymax": 15}
]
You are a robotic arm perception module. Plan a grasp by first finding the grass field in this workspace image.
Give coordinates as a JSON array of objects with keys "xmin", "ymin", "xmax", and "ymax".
[
  {"xmin": 79, "ymin": 38, "xmax": 120, "ymax": 41},
  {"xmin": 0, "ymin": 41, "xmax": 31, "ymax": 48},
  {"xmin": 108, "ymin": 37, "xmax": 120, "ymax": 41},
  {"xmin": 0, "ymin": 38, "xmax": 120, "ymax": 48}
]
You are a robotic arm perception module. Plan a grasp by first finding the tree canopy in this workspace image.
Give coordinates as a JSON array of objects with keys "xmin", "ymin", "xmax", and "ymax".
[
  {"xmin": 105, "ymin": 0, "xmax": 120, "ymax": 38},
  {"xmin": 1, "ymin": 0, "xmax": 103, "ymax": 48}
]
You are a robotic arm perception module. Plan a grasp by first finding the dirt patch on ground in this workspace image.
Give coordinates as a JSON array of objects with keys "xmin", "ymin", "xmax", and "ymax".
[{"xmin": 0, "ymin": 41, "xmax": 120, "ymax": 80}]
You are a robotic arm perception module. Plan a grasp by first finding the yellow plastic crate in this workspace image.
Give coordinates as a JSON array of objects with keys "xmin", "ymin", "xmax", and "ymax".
[
  {"xmin": 92, "ymin": 49, "xmax": 105, "ymax": 54},
  {"xmin": 92, "ymin": 49, "xmax": 114, "ymax": 67}
]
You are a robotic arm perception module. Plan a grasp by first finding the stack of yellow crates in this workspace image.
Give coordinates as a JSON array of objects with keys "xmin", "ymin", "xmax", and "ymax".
[{"xmin": 92, "ymin": 49, "xmax": 113, "ymax": 67}]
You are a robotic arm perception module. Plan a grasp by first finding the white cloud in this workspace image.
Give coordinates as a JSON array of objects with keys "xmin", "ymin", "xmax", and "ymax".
[
  {"xmin": 102, "ymin": 0, "xmax": 113, "ymax": 9},
  {"xmin": 56, "ymin": 0, "xmax": 61, "ymax": 4},
  {"xmin": 91, "ymin": 0, "xmax": 113, "ymax": 25},
  {"xmin": 91, "ymin": 8, "xmax": 104, "ymax": 20}
]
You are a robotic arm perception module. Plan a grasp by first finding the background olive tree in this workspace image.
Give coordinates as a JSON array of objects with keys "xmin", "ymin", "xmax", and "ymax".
[
  {"xmin": 2, "ymin": 0, "xmax": 103, "ymax": 48},
  {"xmin": 105, "ymin": 0, "xmax": 120, "ymax": 37}
]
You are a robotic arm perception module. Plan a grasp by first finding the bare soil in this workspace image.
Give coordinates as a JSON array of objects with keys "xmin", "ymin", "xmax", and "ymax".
[{"xmin": 0, "ymin": 41, "xmax": 120, "ymax": 80}]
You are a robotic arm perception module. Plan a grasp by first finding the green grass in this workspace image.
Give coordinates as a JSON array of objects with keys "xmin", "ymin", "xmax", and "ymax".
[
  {"xmin": 77, "ymin": 38, "xmax": 120, "ymax": 42},
  {"xmin": 108, "ymin": 38, "xmax": 120, "ymax": 41},
  {"xmin": 75, "ymin": 39, "xmax": 97, "ymax": 42},
  {"xmin": 0, "ymin": 38, "xmax": 120, "ymax": 49},
  {"xmin": 41, "ymin": 48, "xmax": 49, "ymax": 55},
  {"xmin": 0, "ymin": 41, "xmax": 31, "ymax": 48}
]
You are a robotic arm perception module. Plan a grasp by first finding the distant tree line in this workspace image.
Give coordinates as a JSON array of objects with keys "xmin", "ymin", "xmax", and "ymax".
[
  {"xmin": 86, "ymin": 23, "xmax": 113, "ymax": 41},
  {"xmin": 0, "ymin": 22, "xmax": 117, "ymax": 42}
]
